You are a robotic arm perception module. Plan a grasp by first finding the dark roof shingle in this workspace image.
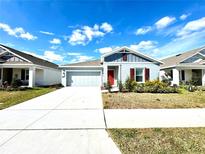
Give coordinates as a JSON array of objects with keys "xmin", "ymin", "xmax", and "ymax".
[
  {"xmin": 0, "ymin": 44, "xmax": 58, "ymax": 69},
  {"xmin": 160, "ymin": 46, "xmax": 205, "ymax": 68}
]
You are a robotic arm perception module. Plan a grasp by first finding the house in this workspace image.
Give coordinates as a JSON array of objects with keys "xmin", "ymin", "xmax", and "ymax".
[
  {"xmin": 60, "ymin": 46, "xmax": 163, "ymax": 87},
  {"xmin": 0, "ymin": 44, "xmax": 61, "ymax": 87},
  {"xmin": 160, "ymin": 46, "xmax": 205, "ymax": 86}
]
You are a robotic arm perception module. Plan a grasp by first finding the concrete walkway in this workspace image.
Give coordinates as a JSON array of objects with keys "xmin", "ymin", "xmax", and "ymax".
[
  {"xmin": 0, "ymin": 87, "xmax": 121, "ymax": 154},
  {"xmin": 105, "ymin": 109, "xmax": 205, "ymax": 128}
]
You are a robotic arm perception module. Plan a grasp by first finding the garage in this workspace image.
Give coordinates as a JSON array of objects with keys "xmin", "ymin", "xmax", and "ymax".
[{"xmin": 66, "ymin": 71, "xmax": 101, "ymax": 87}]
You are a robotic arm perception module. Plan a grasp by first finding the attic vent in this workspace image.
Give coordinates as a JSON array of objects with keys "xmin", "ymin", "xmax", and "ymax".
[{"xmin": 176, "ymin": 54, "xmax": 182, "ymax": 57}]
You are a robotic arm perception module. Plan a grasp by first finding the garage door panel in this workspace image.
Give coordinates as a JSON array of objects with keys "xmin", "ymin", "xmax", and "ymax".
[{"xmin": 66, "ymin": 72, "xmax": 101, "ymax": 87}]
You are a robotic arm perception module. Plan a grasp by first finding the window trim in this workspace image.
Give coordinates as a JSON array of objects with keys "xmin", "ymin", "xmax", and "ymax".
[
  {"xmin": 21, "ymin": 69, "xmax": 29, "ymax": 81},
  {"xmin": 134, "ymin": 68, "xmax": 145, "ymax": 83}
]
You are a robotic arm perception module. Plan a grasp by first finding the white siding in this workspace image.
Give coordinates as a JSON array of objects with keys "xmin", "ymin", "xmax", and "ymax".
[
  {"xmin": 42, "ymin": 68, "xmax": 61, "ymax": 85},
  {"xmin": 35, "ymin": 69, "xmax": 44, "ymax": 85},
  {"xmin": 103, "ymin": 62, "xmax": 160, "ymax": 84}
]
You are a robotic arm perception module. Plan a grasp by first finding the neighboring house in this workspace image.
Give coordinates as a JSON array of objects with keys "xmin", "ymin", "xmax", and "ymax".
[
  {"xmin": 0, "ymin": 44, "xmax": 61, "ymax": 87},
  {"xmin": 60, "ymin": 46, "xmax": 162, "ymax": 87},
  {"xmin": 160, "ymin": 46, "xmax": 205, "ymax": 86}
]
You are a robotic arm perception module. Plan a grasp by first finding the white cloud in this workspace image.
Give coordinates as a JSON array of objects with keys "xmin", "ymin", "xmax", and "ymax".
[
  {"xmin": 39, "ymin": 31, "xmax": 54, "ymax": 35},
  {"xmin": 100, "ymin": 22, "xmax": 113, "ymax": 33},
  {"xmin": 67, "ymin": 52, "xmax": 81, "ymax": 56},
  {"xmin": 180, "ymin": 14, "xmax": 190, "ymax": 20},
  {"xmin": 70, "ymin": 55, "xmax": 93, "ymax": 63},
  {"xmin": 50, "ymin": 45, "xmax": 59, "ymax": 50},
  {"xmin": 135, "ymin": 26, "xmax": 152, "ymax": 35},
  {"xmin": 130, "ymin": 40, "xmax": 158, "ymax": 51},
  {"xmin": 23, "ymin": 50, "xmax": 63, "ymax": 62},
  {"xmin": 97, "ymin": 47, "xmax": 113, "ymax": 54},
  {"xmin": 155, "ymin": 16, "xmax": 176, "ymax": 29},
  {"xmin": 177, "ymin": 17, "xmax": 205, "ymax": 37},
  {"xmin": 20, "ymin": 32, "xmax": 37, "ymax": 40},
  {"xmin": 50, "ymin": 38, "xmax": 61, "ymax": 44},
  {"xmin": 44, "ymin": 50, "xmax": 63, "ymax": 62},
  {"xmin": 68, "ymin": 29, "xmax": 87, "ymax": 45},
  {"xmin": 151, "ymin": 29, "xmax": 205, "ymax": 58},
  {"xmin": 68, "ymin": 22, "xmax": 113, "ymax": 46},
  {"xmin": 0, "ymin": 23, "xmax": 37, "ymax": 40}
]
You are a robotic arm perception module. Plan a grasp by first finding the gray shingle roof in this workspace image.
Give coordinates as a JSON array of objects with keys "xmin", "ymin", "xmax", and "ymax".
[
  {"xmin": 160, "ymin": 46, "xmax": 205, "ymax": 68},
  {"xmin": 62, "ymin": 59, "xmax": 101, "ymax": 67},
  {"xmin": 0, "ymin": 44, "xmax": 59, "ymax": 69}
]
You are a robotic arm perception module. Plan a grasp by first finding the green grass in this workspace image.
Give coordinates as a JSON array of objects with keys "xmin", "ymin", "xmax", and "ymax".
[
  {"xmin": 108, "ymin": 128, "xmax": 205, "ymax": 154},
  {"xmin": 0, "ymin": 87, "xmax": 56, "ymax": 110},
  {"xmin": 103, "ymin": 91, "xmax": 205, "ymax": 109}
]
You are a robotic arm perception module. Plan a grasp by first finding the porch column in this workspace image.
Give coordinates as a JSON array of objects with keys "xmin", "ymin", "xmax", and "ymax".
[
  {"xmin": 29, "ymin": 67, "xmax": 35, "ymax": 87},
  {"xmin": 202, "ymin": 69, "xmax": 205, "ymax": 86},
  {"xmin": 172, "ymin": 68, "xmax": 179, "ymax": 86},
  {"xmin": 103, "ymin": 65, "xmax": 108, "ymax": 84},
  {"xmin": 118, "ymin": 65, "xmax": 121, "ymax": 82}
]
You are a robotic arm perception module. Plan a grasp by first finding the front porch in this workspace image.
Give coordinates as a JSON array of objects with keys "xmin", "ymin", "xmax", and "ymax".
[
  {"xmin": 0, "ymin": 67, "xmax": 43, "ymax": 88},
  {"xmin": 161, "ymin": 68, "xmax": 205, "ymax": 86}
]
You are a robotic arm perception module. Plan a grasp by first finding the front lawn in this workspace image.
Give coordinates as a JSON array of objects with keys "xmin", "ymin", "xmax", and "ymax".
[
  {"xmin": 108, "ymin": 128, "xmax": 205, "ymax": 154},
  {"xmin": 0, "ymin": 87, "xmax": 56, "ymax": 110},
  {"xmin": 103, "ymin": 91, "xmax": 205, "ymax": 109}
]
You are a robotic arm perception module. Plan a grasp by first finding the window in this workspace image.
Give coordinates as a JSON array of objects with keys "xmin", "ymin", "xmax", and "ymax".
[
  {"xmin": 25, "ymin": 70, "xmax": 29, "ymax": 80},
  {"xmin": 21, "ymin": 69, "xmax": 29, "ymax": 80},
  {"xmin": 135, "ymin": 68, "xmax": 143, "ymax": 82},
  {"xmin": 181, "ymin": 70, "xmax": 185, "ymax": 81},
  {"xmin": 122, "ymin": 53, "xmax": 127, "ymax": 61}
]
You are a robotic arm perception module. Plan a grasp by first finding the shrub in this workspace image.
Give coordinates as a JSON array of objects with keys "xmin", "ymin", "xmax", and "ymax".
[
  {"xmin": 11, "ymin": 79, "xmax": 22, "ymax": 88},
  {"xmin": 104, "ymin": 81, "xmax": 112, "ymax": 92},
  {"xmin": 118, "ymin": 80, "xmax": 123, "ymax": 92},
  {"xmin": 135, "ymin": 80, "xmax": 179, "ymax": 93},
  {"xmin": 125, "ymin": 78, "xmax": 137, "ymax": 92},
  {"xmin": 135, "ymin": 83, "xmax": 145, "ymax": 93}
]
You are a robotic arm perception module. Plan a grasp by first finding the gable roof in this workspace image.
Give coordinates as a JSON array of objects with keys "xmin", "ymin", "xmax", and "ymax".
[
  {"xmin": 101, "ymin": 46, "xmax": 163, "ymax": 64},
  {"xmin": 61, "ymin": 59, "xmax": 101, "ymax": 67},
  {"xmin": 0, "ymin": 44, "xmax": 58, "ymax": 69},
  {"xmin": 160, "ymin": 46, "xmax": 205, "ymax": 69}
]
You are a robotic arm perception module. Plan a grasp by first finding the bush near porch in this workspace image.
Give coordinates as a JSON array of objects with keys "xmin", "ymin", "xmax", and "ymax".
[
  {"xmin": 0, "ymin": 87, "xmax": 56, "ymax": 110},
  {"xmin": 106, "ymin": 79, "xmax": 180, "ymax": 93}
]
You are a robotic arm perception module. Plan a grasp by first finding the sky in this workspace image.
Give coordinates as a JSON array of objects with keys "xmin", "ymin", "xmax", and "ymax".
[{"xmin": 0, "ymin": 0, "xmax": 205, "ymax": 64}]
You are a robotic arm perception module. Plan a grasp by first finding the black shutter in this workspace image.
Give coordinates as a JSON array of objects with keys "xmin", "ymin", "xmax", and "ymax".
[{"xmin": 21, "ymin": 69, "xmax": 25, "ymax": 80}]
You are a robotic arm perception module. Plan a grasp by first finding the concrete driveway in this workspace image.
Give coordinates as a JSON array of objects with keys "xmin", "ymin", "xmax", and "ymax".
[{"xmin": 0, "ymin": 87, "xmax": 120, "ymax": 154}]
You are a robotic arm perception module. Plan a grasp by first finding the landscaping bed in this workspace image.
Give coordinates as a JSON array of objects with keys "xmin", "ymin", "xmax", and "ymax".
[
  {"xmin": 0, "ymin": 87, "xmax": 56, "ymax": 110},
  {"xmin": 108, "ymin": 128, "xmax": 205, "ymax": 154},
  {"xmin": 103, "ymin": 91, "xmax": 205, "ymax": 109}
]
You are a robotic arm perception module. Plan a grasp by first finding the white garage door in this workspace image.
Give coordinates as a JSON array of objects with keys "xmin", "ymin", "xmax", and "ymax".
[{"xmin": 66, "ymin": 71, "xmax": 101, "ymax": 87}]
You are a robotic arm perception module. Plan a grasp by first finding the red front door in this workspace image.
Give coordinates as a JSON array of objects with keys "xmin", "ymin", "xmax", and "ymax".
[{"xmin": 108, "ymin": 70, "xmax": 114, "ymax": 85}]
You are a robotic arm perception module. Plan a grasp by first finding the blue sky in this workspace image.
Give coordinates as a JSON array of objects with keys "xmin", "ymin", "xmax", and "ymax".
[{"xmin": 0, "ymin": 0, "xmax": 205, "ymax": 64}]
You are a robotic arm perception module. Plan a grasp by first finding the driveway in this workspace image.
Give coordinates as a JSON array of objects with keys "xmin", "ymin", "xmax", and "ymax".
[{"xmin": 0, "ymin": 87, "xmax": 120, "ymax": 154}]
